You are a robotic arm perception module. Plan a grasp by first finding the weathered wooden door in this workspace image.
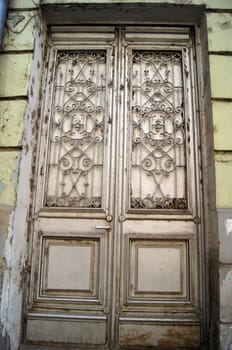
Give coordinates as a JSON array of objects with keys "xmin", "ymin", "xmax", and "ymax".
[{"xmin": 25, "ymin": 26, "xmax": 205, "ymax": 349}]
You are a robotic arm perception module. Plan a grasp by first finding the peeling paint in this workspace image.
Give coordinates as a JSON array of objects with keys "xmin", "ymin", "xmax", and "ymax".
[
  {"xmin": 225, "ymin": 219, "xmax": 232, "ymax": 235},
  {"xmin": 0, "ymin": 54, "xmax": 32, "ymax": 98},
  {"xmin": 210, "ymin": 55, "xmax": 232, "ymax": 99},
  {"xmin": 220, "ymin": 324, "xmax": 232, "ymax": 350},
  {"xmin": 0, "ymin": 13, "xmax": 46, "ymax": 350},
  {"xmin": 220, "ymin": 265, "xmax": 232, "ymax": 327},
  {"xmin": 158, "ymin": 326, "xmax": 200, "ymax": 347},
  {"xmin": 3, "ymin": 11, "xmax": 37, "ymax": 51},
  {"xmin": 120, "ymin": 324, "xmax": 200, "ymax": 347},
  {"xmin": 216, "ymin": 158, "xmax": 232, "ymax": 208},
  {"xmin": 0, "ymin": 101, "xmax": 26, "ymax": 147},
  {"xmin": 0, "ymin": 153, "xmax": 19, "ymax": 207},
  {"xmin": 212, "ymin": 101, "xmax": 232, "ymax": 151},
  {"xmin": 9, "ymin": 0, "xmax": 40, "ymax": 9},
  {"xmin": 221, "ymin": 269, "xmax": 232, "ymax": 309},
  {"xmin": 207, "ymin": 13, "xmax": 232, "ymax": 52},
  {"xmin": 220, "ymin": 20, "xmax": 232, "ymax": 30},
  {"xmin": 0, "ymin": 208, "xmax": 11, "ymax": 239},
  {"xmin": 120, "ymin": 330, "xmax": 153, "ymax": 345}
]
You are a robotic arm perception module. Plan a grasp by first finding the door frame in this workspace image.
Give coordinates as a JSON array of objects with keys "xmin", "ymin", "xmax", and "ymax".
[
  {"xmin": 40, "ymin": 7, "xmax": 218, "ymax": 348},
  {"xmin": 2, "ymin": 4, "xmax": 218, "ymax": 350}
]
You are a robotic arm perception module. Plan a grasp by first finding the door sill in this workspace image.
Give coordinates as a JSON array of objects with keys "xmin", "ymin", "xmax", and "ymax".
[{"xmin": 20, "ymin": 344, "xmax": 201, "ymax": 350}]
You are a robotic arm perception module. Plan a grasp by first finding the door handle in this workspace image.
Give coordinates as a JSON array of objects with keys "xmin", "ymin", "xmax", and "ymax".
[{"xmin": 95, "ymin": 225, "xmax": 110, "ymax": 230}]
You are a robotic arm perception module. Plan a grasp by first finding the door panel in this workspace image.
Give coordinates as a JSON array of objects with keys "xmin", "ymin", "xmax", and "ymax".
[
  {"xmin": 26, "ymin": 29, "xmax": 116, "ymax": 345},
  {"xmin": 25, "ymin": 26, "xmax": 204, "ymax": 349},
  {"xmin": 127, "ymin": 238, "xmax": 188, "ymax": 297},
  {"xmin": 119, "ymin": 323, "xmax": 200, "ymax": 348},
  {"xmin": 129, "ymin": 49, "xmax": 187, "ymax": 210},
  {"xmin": 117, "ymin": 30, "xmax": 201, "ymax": 346},
  {"xmin": 26, "ymin": 316, "xmax": 107, "ymax": 345},
  {"xmin": 45, "ymin": 50, "xmax": 108, "ymax": 209},
  {"xmin": 40, "ymin": 234, "xmax": 105, "ymax": 300}
]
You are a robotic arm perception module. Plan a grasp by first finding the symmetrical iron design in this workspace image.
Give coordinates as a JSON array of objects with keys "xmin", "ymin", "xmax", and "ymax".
[
  {"xmin": 130, "ymin": 51, "xmax": 187, "ymax": 210},
  {"xmin": 45, "ymin": 51, "xmax": 107, "ymax": 208}
]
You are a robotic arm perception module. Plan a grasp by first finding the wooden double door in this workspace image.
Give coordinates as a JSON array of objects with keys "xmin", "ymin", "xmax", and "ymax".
[{"xmin": 25, "ymin": 26, "xmax": 206, "ymax": 349}]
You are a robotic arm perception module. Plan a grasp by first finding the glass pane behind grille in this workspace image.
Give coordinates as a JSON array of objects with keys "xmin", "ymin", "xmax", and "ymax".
[
  {"xmin": 130, "ymin": 51, "xmax": 187, "ymax": 210},
  {"xmin": 45, "ymin": 51, "xmax": 107, "ymax": 208}
]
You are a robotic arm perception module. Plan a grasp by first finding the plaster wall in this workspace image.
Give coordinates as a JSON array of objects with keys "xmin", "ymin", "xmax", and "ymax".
[
  {"xmin": 0, "ymin": 0, "xmax": 231, "ymax": 349},
  {"xmin": 207, "ymin": 8, "xmax": 232, "ymax": 350}
]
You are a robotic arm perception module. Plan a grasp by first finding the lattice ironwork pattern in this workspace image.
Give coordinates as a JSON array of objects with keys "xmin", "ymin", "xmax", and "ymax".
[
  {"xmin": 45, "ymin": 51, "xmax": 107, "ymax": 208},
  {"xmin": 130, "ymin": 51, "xmax": 187, "ymax": 210}
]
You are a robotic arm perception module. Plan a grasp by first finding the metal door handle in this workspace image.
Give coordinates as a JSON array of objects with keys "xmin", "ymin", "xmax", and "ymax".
[{"xmin": 96, "ymin": 225, "xmax": 110, "ymax": 230}]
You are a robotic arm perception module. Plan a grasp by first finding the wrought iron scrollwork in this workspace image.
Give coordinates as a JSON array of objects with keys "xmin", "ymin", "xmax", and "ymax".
[
  {"xmin": 130, "ymin": 51, "xmax": 187, "ymax": 210},
  {"xmin": 45, "ymin": 51, "xmax": 107, "ymax": 208}
]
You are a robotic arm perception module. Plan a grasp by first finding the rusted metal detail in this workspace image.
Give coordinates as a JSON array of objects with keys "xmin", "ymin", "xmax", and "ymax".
[
  {"xmin": 194, "ymin": 216, "xmax": 201, "ymax": 224},
  {"xmin": 118, "ymin": 215, "xmax": 125, "ymax": 222},
  {"xmin": 0, "ymin": 207, "xmax": 11, "ymax": 239},
  {"xmin": 157, "ymin": 325, "xmax": 200, "ymax": 347},
  {"xmin": 121, "ymin": 330, "xmax": 153, "ymax": 346},
  {"xmin": 119, "ymin": 323, "xmax": 200, "ymax": 348}
]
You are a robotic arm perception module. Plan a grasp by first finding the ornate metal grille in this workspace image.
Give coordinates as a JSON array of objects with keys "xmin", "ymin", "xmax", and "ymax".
[
  {"xmin": 45, "ymin": 51, "xmax": 107, "ymax": 208},
  {"xmin": 130, "ymin": 51, "xmax": 187, "ymax": 210}
]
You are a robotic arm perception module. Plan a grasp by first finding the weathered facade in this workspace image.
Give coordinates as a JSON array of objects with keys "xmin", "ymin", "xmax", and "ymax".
[{"xmin": 0, "ymin": 0, "xmax": 231, "ymax": 349}]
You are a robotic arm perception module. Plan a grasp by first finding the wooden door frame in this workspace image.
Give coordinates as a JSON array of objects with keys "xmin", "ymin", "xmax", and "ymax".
[{"xmin": 14, "ymin": 3, "xmax": 218, "ymax": 350}]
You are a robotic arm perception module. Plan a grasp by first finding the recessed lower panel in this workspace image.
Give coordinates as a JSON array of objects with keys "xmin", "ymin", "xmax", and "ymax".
[
  {"xmin": 46, "ymin": 244, "xmax": 92, "ymax": 290},
  {"xmin": 126, "ymin": 238, "xmax": 189, "ymax": 302},
  {"xmin": 26, "ymin": 315, "xmax": 107, "ymax": 345},
  {"xmin": 119, "ymin": 322, "xmax": 200, "ymax": 348},
  {"xmin": 38, "ymin": 235, "xmax": 104, "ymax": 302}
]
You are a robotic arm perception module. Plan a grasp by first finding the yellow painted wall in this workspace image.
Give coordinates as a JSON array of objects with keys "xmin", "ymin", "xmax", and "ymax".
[
  {"xmin": 0, "ymin": 152, "xmax": 19, "ymax": 207},
  {"xmin": 0, "ymin": 3, "xmax": 36, "ymax": 321},
  {"xmin": 207, "ymin": 10, "xmax": 232, "ymax": 208}
]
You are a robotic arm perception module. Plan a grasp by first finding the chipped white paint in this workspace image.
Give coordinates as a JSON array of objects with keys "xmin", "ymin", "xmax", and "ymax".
[
  {"xmin": 225, "ymin": 219, "xmax": 232, "ymax": 235},
  {"xmin": 221, "ymin": 269, "xmax": 232, "ymax": 310},
  {"xmin": 220, "ymin": 324, "xmax": 232, "ymax": 350},
  {"xmin": 0, "ymin": 19, "xmax": 46, "ymax": 350},
  {"xmin": 220, "ymin": 267, "xmax": 232, "ymax": 332},
  {"xmin": 0, "ymin": 209, "xmax": 24, "ymax": 350}
]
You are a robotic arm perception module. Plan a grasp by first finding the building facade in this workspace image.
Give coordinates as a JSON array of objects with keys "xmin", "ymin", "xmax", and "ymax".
[{"xmin": 0, "ymin": 0, "xmax": 231, "ymax": 349}]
